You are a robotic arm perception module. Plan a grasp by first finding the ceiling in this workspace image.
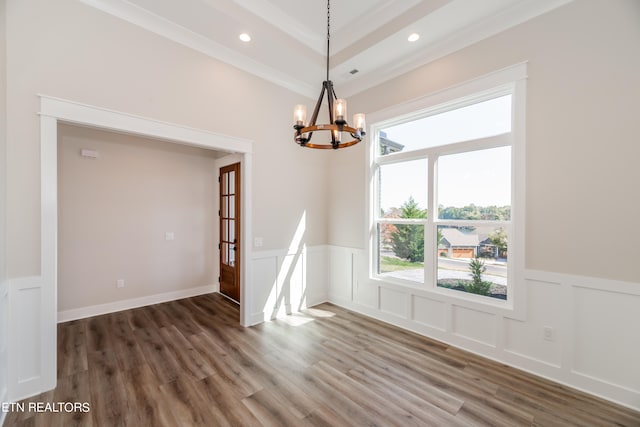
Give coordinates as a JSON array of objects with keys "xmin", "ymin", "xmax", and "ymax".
[{"xmin": 81, "ymin": 0, "xmax": 571, "ymax": 99}]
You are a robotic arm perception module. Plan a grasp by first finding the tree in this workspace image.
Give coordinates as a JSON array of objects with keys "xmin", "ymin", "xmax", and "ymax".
[
  {"xmin": 488, "ymin": 228, "xmax": 508, "ymax": 258},
  {"xmin": 390, "ymin": 197, "xmax": 426, "ymax": 262},
  {"xmin": 462, "ymin": 256, "xmax": 492, "ymax": 295},
  {"xmin": 439, "ymin": 204, "xmax": 510, "ymax": 221}
]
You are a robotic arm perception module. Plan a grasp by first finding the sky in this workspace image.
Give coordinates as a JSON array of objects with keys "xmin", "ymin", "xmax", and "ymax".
[{"xmin": 378, "ymin": 95, "xmax": 512, "ymax": 211}]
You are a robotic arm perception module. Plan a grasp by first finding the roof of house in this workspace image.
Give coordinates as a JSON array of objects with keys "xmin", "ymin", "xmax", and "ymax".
[{"xmin": 440, "ymin": 228, "xmax": 487, "ymax": 247}]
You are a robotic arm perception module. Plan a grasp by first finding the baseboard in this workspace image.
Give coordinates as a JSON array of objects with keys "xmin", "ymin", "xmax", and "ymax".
[{"xmin": 57, "ymin": 285, "xmax": 216, "ymax": 322}]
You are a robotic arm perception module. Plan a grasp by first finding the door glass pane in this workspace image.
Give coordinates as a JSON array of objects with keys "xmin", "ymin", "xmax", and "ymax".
[
  {"xmin": 229, "ymin": 219, "xmax": 235, "ymax": 243},
  {"xmin": 229, "ymin": 171, "xmax": 235, "ymax": 194},
  {"xmin": 222, "ymin": 196, "xmax": 228, "ymax": 218},
  {"xmin": 377, "ymin": 223, "xmax": 424, "ymax": 284},
  {"xmin": 437, "ymin": 146, "xmax": 511, "ymax": 220},
  {"xmin": 222, "ymin": 220, "xmax": 228, "ymax": 241},
  {"xmin": 437, "ymin": 225, "xmax": 508, "ymax": 300},
  {"xmin": 378, "ymin": 159, "xmax": 427, "ymax": 219},
  {"xmin": 222, "ymin": 173, "xmax": 228, "ymax": 196},
  {"xmin": 379, "ymin": 95, "xmax": 512, "ymax": 155},
  {"xmin": 229, "ymin": 195, "xmax": 235, "ymax": 218}
]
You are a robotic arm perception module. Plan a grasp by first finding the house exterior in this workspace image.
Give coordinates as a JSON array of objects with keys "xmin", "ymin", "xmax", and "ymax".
[
  {"xmin": 438, "ymin": 228, "xmax": 500, "ymax": 259},
  {"xmin": 439, "ymin": 228, "xmax": 483, "ymax": 259}
]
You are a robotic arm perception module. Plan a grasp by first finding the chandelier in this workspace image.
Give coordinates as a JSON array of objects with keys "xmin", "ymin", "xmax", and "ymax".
[{"xmin": 293, "ymin": 0, "xmax": 366, "ymax": 149}]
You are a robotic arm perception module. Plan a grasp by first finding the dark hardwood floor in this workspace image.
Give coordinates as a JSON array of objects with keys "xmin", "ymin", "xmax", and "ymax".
[{"xmin": 4, "ymin": 293, "xmax": 639, "ymax": 426}]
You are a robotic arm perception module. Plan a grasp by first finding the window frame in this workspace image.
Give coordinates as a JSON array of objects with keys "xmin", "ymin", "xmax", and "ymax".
[{"xmin": 365, "ymin": 63, "xmax": 527, "ymax": 318}]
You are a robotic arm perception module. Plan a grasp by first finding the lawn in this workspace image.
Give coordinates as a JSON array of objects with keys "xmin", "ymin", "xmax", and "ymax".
[{"xmin": 380, "ymin": 256, "xmax": 424, "ymax": 272}]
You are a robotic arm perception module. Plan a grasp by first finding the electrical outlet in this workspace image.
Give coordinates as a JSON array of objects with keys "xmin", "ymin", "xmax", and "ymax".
[
  {"xmin": 165, "ymin": 232, "xmax": 175, "ymax": 241},
  {"xmin": 543, "ymin": 326, "xmax": 554, "ymax": 342},
  {"xmin": 254, "ymin": 237, "xmax": 263, "ymax": 247},
  {"xmin": 116, "ymin": 279, "xmax": 125, "ymax": 288}
]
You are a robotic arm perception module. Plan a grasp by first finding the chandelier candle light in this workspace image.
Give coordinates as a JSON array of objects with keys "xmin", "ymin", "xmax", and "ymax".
[{"xmin": 293, "ymin": 0, "xmax": 366, "ymax": 149}]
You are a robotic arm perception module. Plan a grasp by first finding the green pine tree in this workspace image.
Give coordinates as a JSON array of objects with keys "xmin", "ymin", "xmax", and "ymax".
[
  {"xmin": 463, "ymin": 256, "xmax": 492, "ymax": 295},
  {"xmin": 391, "ymin": 197, "xmax": 426, "ymax": 263}
]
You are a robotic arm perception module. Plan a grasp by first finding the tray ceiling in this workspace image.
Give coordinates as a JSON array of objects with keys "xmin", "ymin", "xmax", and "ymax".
[{"xmin": 81, "ymin": 0, "xmax": 572, "ymax": 98}]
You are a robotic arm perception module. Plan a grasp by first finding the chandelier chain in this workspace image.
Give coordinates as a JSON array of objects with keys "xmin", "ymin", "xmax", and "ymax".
[{"xmin": 326, "ymin": 0, "xmax": 330, "ymax": 82}]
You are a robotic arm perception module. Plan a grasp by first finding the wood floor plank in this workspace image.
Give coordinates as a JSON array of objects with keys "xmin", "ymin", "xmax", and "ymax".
[
  {"xmin": 85, "ymin": 316, "xmax": 114, "ymax": 352},
  {"xmin": 345, "ymin": 366, "xmax": 467, "ymax": 427},
  {"xmin": 49, "ymin": 371, "xmax": 93, "ymax": 427},
  {"xmin": 187, "ymin": 331, "xmax": 263, "ymax": 398},
  {"xmin": 309, "ymin": 360, "xmax": 422, "ymax": 426},
  {"xmin": 242, "ymin": 388, "xmax": 306, "ymax": 427},
  {"xmin": 132, "ymin": 326, "xmax": 183, "ymax": 385},
  {"xmin": 5, "ymin": 293, "xmax": 639, "ymax": 427},
  {"xmin": 85, "ymin": 349, "xmax": 131, "ymax": 426},
  {"xmin": 208, "ymin": 328, "xmax": 322, "ymax": 419},
  {"xmin": 158, "ymin": 377, "xmax": 217, "ymax": 426},
  {"xmin": 122, "ymin": 363, "xmax": 179, "ymax": 427},
  {"xmin": 57, "ymin": 320, "xmax": 88, "ymax": 378},
  {"xmin": 321, "ymin": 337, "xmax": 465, "ymax": 415},
  {"xmin": 158, "ymin": 325, "xmax": 216, "ymax": 381},
  {"xmin": 195, "ymin": 375, "xmax": 262, "ymax": 426}
]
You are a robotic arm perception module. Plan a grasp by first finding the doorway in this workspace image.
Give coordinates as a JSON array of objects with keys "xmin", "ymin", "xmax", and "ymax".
[
  {"xmin": 219, "ymin": 162, "xmax": 241, "ymax": 302},
  {"xmin": 29, "ymin": 95, "xmax": 254, "ymax": 402}
]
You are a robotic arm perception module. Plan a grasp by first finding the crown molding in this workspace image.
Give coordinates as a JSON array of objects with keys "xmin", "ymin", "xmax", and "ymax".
[
  {"xmin": 80, "ymin": 0, "xmax": 572, "ymax": 99},
  {"xmin": 338, "ymin": 0, "xmax": 573, "ymax": 97},
  {"xmin": 79, "ymin": 0, "xmax": 317, "ymax": 98}
]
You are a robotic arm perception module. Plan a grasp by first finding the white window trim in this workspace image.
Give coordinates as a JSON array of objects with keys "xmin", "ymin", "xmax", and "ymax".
[{"xmin": 365, "ymin": 63, "xmax": 527, "ymax": 320}]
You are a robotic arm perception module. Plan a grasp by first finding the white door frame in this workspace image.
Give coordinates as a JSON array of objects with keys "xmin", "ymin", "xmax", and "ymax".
[{"xmin": 36, "ymin": 94, "xmax": 253, "ymax": 395}]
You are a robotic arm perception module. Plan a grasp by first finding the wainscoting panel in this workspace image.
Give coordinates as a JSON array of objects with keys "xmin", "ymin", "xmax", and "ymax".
[
  {"xmin": 6, "ymin": 276, "xmax": 55, "ymax": 402},
  {"xmin": 326, "ymin": 245, "xmax": 640, "ymax": 411},
  {"xmin": 379, "ymin": 287, "xmax": 408, "ymax": 319},
  {"xmin": 503, "ymin": 278, "xmax": 563, "ymax": 367},
  {"xmin": 15, "ymin": 286, "xmax": 41, "ymax": 383},
  {"xmin": 251, "ymin": 245, "xmax": 328, "ymax": 323},
  {"xmin": 412, "ymin": 295, "xmax": 446, "ymax": 331},
  {"xmin": 572, "ymin": 285, "xmax": 640, "ymax": 394},
  {"xmin": 328, "ymin": 246, "xmax": 353, "ymax": 302},
  {"xmin": 451, "ymin": 305, "xmax": 497, "ymax": 347},
  {"xmin": 305, "ymin": 246, "xmax": 328, "ymax": 307}
]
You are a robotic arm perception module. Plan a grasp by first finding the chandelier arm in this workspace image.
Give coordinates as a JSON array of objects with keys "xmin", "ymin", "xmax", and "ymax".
[
  {"xmin": 326, "ymin": 81, "xmax": 335, "ymax": 124},
  {"xmin": 308, "ymin": 83, "xmax": 325, "ymax": 127},
  {"xmin": 305, "ymin": 82, "xmax": 327, "ymax": 144}
]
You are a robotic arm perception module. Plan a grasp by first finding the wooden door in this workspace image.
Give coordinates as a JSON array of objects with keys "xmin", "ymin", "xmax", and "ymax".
[{"xmin": 219, "ymin": 163, "xmax": 240, "ymax": 302}]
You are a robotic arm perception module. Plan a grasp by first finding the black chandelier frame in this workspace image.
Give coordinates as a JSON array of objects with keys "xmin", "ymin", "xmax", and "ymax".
[{"xmin": 293, "ymin": 0, "xmax": 365, "ymax": 150}]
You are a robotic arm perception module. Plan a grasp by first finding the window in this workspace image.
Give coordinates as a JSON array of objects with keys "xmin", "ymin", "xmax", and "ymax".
[{"xmin": 369, "ymin": 65, "xmax": 525, "ymax": 309}]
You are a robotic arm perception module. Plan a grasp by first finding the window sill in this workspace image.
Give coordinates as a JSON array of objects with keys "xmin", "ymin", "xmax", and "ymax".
[{"xmin": 369, "ymin": 275, "xmax": 524, "ymax": 321}]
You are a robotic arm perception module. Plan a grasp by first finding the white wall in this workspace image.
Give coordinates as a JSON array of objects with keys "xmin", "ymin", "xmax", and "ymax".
[
  {"xmin": 332, "ymin": 0, "xmax": 640, "ymax": 284},
  {"xmin": 57, "ymin": 124, "xmax": 219, "ymax": 319},
  {"xmin": 327, "ymin": 0, "xmax": 640, "ymax": 410},
  {"xmin": 5, "ymin": 0, "xmax": 329, "ymax": 279},
  {"xmin": 0, "ymin": 0, "xmax": 8, "ymax": 421},
  {"xmin": 3, "ymin": 0, "xmax": 329, "ymax": 402}
]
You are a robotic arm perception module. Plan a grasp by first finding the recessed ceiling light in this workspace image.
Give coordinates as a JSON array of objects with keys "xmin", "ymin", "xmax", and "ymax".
[
  {"xmin": 239, "ymin": 33, "xmax": 251, "ymax": 43},
  {"xmin": 408, "ymin": 33, "xmax": 420, "ymax": 42}
]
